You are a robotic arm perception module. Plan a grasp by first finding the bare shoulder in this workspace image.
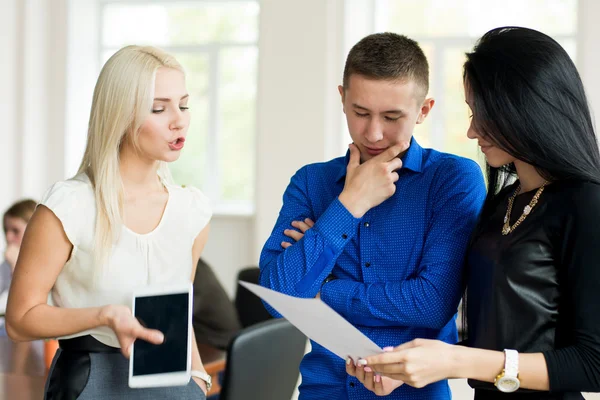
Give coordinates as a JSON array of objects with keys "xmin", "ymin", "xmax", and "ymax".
[{"xmin": 23, "ymin": 205, "xmax": 73, "ymax": 257}]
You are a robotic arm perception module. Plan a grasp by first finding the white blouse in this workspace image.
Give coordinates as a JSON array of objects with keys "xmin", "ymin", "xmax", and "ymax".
[{"xmin": 39, "ymin": 174, "xmax": 212, "ymax": 347}]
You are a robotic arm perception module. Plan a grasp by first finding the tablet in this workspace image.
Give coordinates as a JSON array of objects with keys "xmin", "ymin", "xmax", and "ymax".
[{"xmin": 128, "ymin": 282, "xmax": 193, "ymax": 388}]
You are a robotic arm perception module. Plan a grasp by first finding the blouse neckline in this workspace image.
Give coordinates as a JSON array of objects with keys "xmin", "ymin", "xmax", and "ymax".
[{"xmin": 122, "ymin": 178, "xmax": 172, "ymax": 238}]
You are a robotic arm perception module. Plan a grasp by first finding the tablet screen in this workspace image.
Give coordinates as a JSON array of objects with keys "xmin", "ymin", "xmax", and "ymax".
[{"xmin": 132, "ymin": 292, "xmax": 189, "ymax": 376}]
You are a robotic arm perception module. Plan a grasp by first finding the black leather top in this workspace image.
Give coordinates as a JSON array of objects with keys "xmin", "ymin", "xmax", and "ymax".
[{"xmin": 465, "ymin": 180, "xmax": 600, "ymax": 398}]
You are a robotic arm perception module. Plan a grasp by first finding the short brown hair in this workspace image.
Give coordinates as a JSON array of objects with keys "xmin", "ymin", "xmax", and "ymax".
[
  {"xmin": 3, "ymin": 199, "xmax": 37, "ymax": 226},
  {"xmin": 343, "ymin": 32, "xmax": 429, "ymax": 100}
]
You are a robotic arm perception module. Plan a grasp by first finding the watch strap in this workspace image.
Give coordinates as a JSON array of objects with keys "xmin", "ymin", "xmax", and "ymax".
[
  {"xmin": 191, "ymin": 369, "xmax": 212, "ymax": 392},
  {"xmin": 504, "ymin": 349, "xmax": 519, "ymax": 378}
]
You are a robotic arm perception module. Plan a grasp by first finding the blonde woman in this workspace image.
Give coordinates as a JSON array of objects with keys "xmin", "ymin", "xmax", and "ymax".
[{"xmin": 6, "ymin": 46, "xmax": 211, "ymax": 399}]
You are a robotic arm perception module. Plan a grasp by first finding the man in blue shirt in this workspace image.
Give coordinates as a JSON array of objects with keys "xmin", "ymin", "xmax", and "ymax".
[{"xmin": 259, "ymin": 32, "xmax": 486, "ymax": 399}]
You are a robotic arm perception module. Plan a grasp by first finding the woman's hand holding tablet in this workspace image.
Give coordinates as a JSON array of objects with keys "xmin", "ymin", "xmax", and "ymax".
[{"xmin": 100, "ymin": 304, "xmax": 165, "ymax": 358}]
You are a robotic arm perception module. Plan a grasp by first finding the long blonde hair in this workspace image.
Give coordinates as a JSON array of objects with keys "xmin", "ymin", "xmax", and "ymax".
[{"xmin": 77, "ymin": 45, "xmax": 183, "ymax": 279}]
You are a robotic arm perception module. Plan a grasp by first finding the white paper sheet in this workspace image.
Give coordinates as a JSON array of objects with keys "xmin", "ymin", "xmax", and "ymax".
[{"xmin": 239, "ymin": 281, "xmax": 382, "ymax": 361}]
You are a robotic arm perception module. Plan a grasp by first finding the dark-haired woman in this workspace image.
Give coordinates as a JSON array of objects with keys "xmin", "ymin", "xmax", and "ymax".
[{"xmin": 347, "ymin": 26, "xmax": 600, "ymax": 399}]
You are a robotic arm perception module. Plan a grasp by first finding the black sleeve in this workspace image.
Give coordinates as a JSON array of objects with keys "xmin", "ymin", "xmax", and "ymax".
[{"xmin": 543, "ymin": 183, "xmax": 600, "ymax": 392}]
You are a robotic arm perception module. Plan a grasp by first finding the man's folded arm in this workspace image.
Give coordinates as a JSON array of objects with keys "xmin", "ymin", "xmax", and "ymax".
[{"xmin": 259, "ymin": 167, "xmax": 361, "ymax": 317}]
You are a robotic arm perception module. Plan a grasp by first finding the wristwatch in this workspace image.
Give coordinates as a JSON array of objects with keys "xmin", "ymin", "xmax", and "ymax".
[
  {"xmin": 494, "ymin": 349, "xmax": 520, "ymax": 393},
  {"xmin": 191, "ymin": 370, "xmax": 212, "ymax": 392},
  {"xmin": 322, "ymin": 274, "xmax": 336, "ymax": 288}
]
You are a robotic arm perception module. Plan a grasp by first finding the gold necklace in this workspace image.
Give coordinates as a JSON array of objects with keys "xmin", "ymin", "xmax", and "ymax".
[{"xmin": 502, "ymin": 181, "xmax": 548, "ymax": 235}]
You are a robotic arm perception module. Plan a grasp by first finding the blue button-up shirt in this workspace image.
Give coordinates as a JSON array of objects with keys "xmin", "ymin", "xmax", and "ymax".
[{"xmin": 259, "ymin": 138, "xmax": 486, "ymax": 399}]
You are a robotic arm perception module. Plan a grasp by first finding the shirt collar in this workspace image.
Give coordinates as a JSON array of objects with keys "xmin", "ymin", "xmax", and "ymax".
[{"xmin": 335, "ymin": 137, "xmax": 424, "ymax": 183}]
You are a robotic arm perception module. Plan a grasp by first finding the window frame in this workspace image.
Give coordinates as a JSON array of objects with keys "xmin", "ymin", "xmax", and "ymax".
[{"xmin": 98, "ymin": 0, "xmax": 259, "ymax": 216}]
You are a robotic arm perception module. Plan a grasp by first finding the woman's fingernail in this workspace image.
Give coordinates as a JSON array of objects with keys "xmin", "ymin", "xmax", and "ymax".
[
  {"xmin": 383, "ymin": 346, "xmax": 394, "ymax": 352},
  {"xmin": 357, "ymin": 359, "xmax": 367, "ymax": 366},
  {"xmin": 364, "ymin": 367, "xmax": 372, "ymax": 372},
  {"xmin": 375, "ymin": 375, "xmax": 381, "ymax": 383},
  {"xmin": 156, "ymin": 333, "xmax": 164, "ymax": 342},
  {"xmin": 346, "ymin": 357, "xmax": 351, "ymax": 365}
]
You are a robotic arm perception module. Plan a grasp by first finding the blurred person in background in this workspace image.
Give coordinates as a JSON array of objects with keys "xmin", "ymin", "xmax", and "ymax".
[{"xmin": 0, "ymin": 199, "xmax": 37, "ymax": 320}]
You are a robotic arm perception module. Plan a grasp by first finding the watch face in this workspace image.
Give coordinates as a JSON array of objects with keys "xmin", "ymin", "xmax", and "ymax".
[{"xmin": 497, "ymin": 376, "xmax": 520, "ymax": 393}]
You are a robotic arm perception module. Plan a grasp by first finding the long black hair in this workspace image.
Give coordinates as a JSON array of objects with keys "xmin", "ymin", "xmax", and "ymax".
[
  {"xmin": 465, "ymin": 26, "xmax": 600, "ymax": 214},
  {"xmin": 460, "ymin": 26, "xmax": 600, "ymax": 339}
]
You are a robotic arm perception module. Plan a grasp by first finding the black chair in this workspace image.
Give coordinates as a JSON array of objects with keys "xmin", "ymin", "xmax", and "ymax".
[
  {"xmin": 218, "ymin": 318, "xmax": 306, "ymax": 400},
  {"xmin": 234, "ymin": 267, "xmax": 273, "ymax": 328}
]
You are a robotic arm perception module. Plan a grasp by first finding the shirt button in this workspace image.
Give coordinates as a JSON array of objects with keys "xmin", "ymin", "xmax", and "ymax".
[
  {"xmin": 342, "ymin": 234, "xmax": 348, "ymax": 239},
  {"xmin": 365, "ymin": 262, "xmax": 371, "ymax": 268},
  {"xmin": 349, "ymin": 382, "xmax": 355, "ymax": 387},
  {"xmin": 364, "ymin": 222, "xmax": 370, "ymax": 227}
]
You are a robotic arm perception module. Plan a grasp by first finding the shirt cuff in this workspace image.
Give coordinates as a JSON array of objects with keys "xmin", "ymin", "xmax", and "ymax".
[
  {"xmin": 313, "ymin": 198, "xmax": 361, "ymax": 253},
  {"xmin": 320, "ymin": 279, "xmax": 357, "ymax": 319}
]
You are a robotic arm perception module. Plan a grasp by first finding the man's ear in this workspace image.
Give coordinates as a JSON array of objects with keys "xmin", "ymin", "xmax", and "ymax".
[
  {"xmin": 338, "ymin": 85, "xmax": 346, "ymax": 113},
  {"xmin": 416, "ymin": 98, "xmax": 435, "ymax": 124}
]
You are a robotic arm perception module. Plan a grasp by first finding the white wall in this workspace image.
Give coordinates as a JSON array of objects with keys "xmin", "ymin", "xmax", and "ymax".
[
  {"xmin": 254, "ymin": 0, "xmax": 345, "ymax": 259},
  {"xmin": 20, "ymin": 0, "xmax": 68, "ymax": 198},
  {"xmin": 65, "ymin": 0, "xmax": 99, "ymax": 178},
  {"xmin": 0, "ymin": 0, "xmax": 19, "ymax": 215},
  {"xmin": 578, "ymin": 0, "xmax": 600, "ymax": 128},
  {"xmin": 201, "ymin": 215, "xmax": 255, "ymax": 297},
  {"xmin": 0, "ymin": 0, "xmax": 69, "ymax": 240}
]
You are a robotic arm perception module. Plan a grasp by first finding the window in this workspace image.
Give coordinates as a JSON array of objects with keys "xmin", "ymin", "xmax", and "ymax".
[
  {"xmin": 348, "ymin": 0, "xmax": 577, "ymax": 166},
  {"xmin": 100, "ymin": 1, "xmax": 259, "ymax": 214}
]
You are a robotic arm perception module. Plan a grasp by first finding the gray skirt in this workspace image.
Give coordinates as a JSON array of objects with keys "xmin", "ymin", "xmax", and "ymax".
[{"xmin": 44, "ymin": 348, "xmax": 207, "ymax": 400}]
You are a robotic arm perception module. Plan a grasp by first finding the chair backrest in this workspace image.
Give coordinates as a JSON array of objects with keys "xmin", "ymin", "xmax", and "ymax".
[
  {"xmin": 219, "ymin": 318, "xmax": 306, "ymax": 400},
  {"xmin": 234, "ymin": 267, "xmax": 273, "ymax": 328}
]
